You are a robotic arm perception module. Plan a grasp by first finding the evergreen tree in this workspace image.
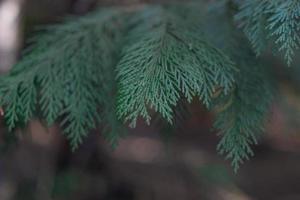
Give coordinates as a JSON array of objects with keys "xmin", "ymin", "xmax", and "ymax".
[{"xmin": 1, "ymin": 0, "xmax": 298, "ymax": 171}]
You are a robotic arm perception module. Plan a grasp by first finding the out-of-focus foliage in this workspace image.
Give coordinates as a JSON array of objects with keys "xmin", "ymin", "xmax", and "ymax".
[
  {"xmin": 235, "ymin": 0, "xmax": 300, "ymax": 65},
  {"xmin": 0, "ymin": 9, "xmax": 126, "ymax": 149}
]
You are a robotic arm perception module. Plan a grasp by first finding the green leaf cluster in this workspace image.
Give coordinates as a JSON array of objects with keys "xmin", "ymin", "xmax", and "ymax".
[
  {"xmin": 200, "ymin": 2, "xmax": 275, "ymax": 171},
  {"xmin": 0, "ymin": 9, "xmax": 126, "ymax": 149},
  {"xmin": 235, "ymin": 0, "xmax": 300, "ymax": 65},
  {"xmin": 116, "ymin": 6, "xmax": 235, "ymax": 127},
  {"xmin": 0, "ymin": 2, "xmax": 283, "ymax": 171}
]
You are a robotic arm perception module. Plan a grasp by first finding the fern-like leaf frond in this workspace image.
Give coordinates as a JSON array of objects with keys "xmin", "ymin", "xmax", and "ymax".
[
  {"xmin": 268, "ymin": 0, "xmax": 300, "ymax": 65},
  {"xmin": 116, "ymin": 6, "xmax": 236, "ymax": 127},
  {"xmin": 234, "ymin": 0, "xmax": 273, "ymax": 55},
  {"xmin": 202, "ymin": 3, "xmax": 275, "ymax": 171},
  {"xmin": 214, "ymin": 61, "xmax": 274, "ymax": 172},
  {"xmin": 235, "ymin": 0, "xmax": 300, "ymax": 65},
  {"xmin": 0, "ymin": 9, "xmax": 126, "ymax": 149}
]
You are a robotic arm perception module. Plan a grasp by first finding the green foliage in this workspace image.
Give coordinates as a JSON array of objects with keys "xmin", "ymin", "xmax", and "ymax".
[
  {"xmin": 235, "ymin": 0, "xmax": 300, "ymax": 65},
  {"xmin": 116, "ymin": 6, "xmax": 235, "ymax": 127},
  {"xmin": 199, "ymin": 2, "xmax": 274, "ymax": 171},
  {"xmin": 268, "ymin": 0, "xmax": 300, "ymax": 65},
  {"xmin": 0, "ymin": 1, "xmax": 294, "ymax": 171},
  {"xmin": 0, "ymin": 9, "xmax": 126, "ymax": 149},
  {"xmin": 214, "ymin": 61, "xmax": 274, "ymax": 172},
  {"xmin": 234, "ymin": 0, "xmax": 272, "ymax": 55}
]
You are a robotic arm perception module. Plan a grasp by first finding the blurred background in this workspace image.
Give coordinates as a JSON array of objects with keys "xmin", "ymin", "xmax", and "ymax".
[{"xmin": 1, "ymin": 0, "xmax": 300, "ymax": 200}]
